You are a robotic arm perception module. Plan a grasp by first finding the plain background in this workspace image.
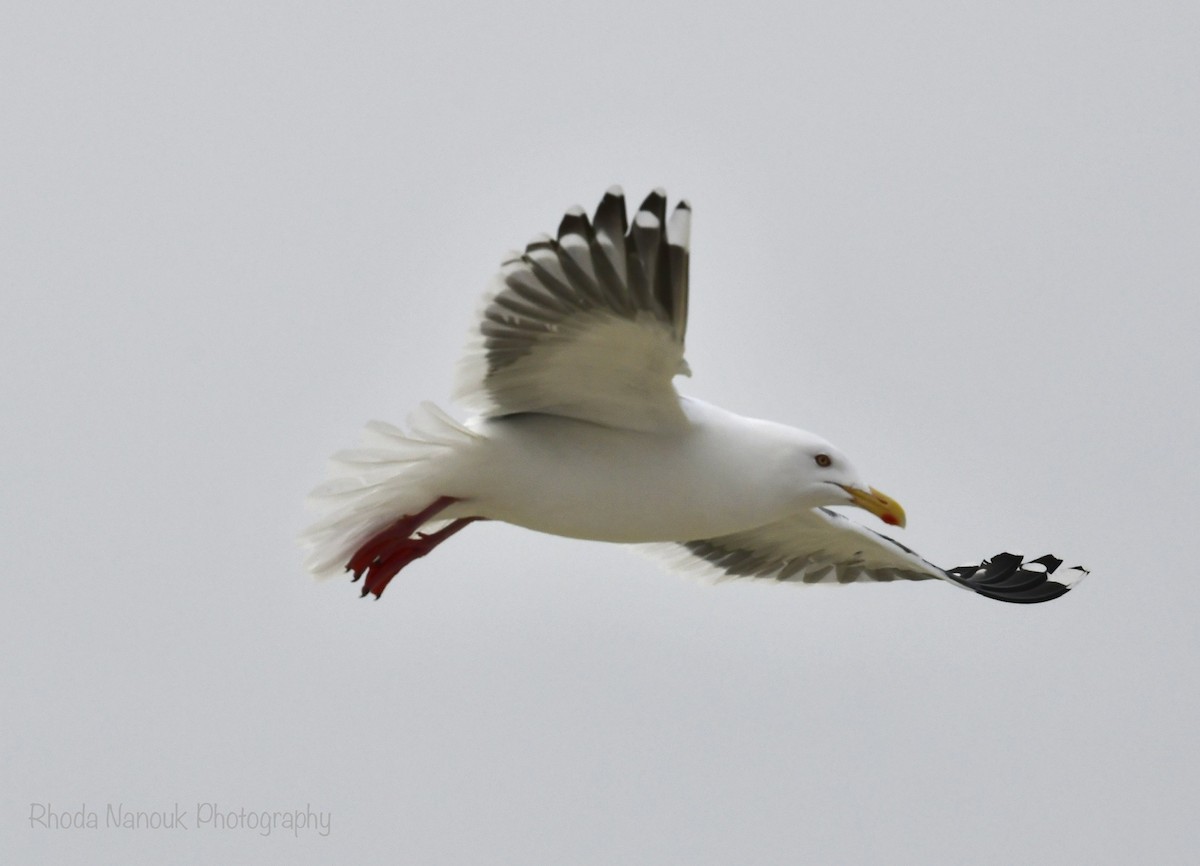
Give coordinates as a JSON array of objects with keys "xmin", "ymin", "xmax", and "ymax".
[{"xmin": 4, "ymin": 1, "xmax": 1198, "ymax": 863}]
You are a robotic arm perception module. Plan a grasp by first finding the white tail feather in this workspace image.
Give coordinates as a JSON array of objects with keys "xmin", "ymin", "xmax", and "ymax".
[{"xmin": 300, "ymin": 402, "xmax": 479, "ymax": 580}]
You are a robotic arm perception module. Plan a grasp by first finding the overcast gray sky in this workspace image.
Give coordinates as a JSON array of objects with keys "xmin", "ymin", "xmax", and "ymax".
[{"xmin": 4, "ymin": 1, "xmax": 1198, "ymax": 863}]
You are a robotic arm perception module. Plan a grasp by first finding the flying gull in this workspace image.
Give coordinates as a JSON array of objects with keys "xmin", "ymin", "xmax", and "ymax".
[{"xmin": 302, "ymin": 188, "xmax": 1086, "ymax": 603}]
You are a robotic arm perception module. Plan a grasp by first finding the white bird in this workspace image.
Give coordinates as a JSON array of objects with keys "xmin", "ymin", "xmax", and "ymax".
[{"xmin": 302, "ymin": 188, "xmax": 1086, "ymax": 603}]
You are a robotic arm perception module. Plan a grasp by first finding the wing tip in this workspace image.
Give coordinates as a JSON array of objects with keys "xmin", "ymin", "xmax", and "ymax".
[
  {"xmin": 557, "ymin": 206, "xmax": 591, "ymax": 240},
  {"xmin": 637, "ymin": 189, "xmax": 668, "ymax": 221},
  {"xmin": 948, "ymin": 551, "xmax": 1088, "ymax": 604}
]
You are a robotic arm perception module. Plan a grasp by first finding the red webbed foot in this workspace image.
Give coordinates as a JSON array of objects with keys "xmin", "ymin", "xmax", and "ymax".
[{"xmin": 345, "ymin": 497, "xmax": 479, "ymax": 598}]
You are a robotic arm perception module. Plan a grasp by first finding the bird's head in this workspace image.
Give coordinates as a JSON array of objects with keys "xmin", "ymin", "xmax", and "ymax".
[{"xmin": 795, "ymin": 436, "xmax": 907, "ymax": 528}]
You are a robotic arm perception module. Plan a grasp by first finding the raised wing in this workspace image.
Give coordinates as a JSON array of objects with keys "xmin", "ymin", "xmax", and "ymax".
[
  {"xmin": 453, "ymin": 187, "xmax": 692, "ymax": 432},
  {"xmin": 645, "ymin": 508, "xmax": 1087, "ymax": 604}
]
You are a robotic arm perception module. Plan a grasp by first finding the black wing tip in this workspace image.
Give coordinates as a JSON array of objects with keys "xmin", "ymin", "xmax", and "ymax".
[
  {"xmin": 637, "ymin": 189, "xmax": 668, "ymax": 224},
  {"xmin": 639, "ymin": 188, "xmax": 667, "ymax": 206},
  {"xmin": 593, "ymin": 187, "xmax": 629, "ymax": 237},
  {"xmin": 590, "ymin": 186, "xmax": 688, "ymax": 231},
  {"xmin": 598, "ymin": 186, "xmax": 627, "ymax": 212},
  {"xmin": 556, "ymin": 205, "xmax": 591, "ymax": 241},
  {"xmin": 948, "ymin": 551, "xmax": 1087, "ymax": 604}
]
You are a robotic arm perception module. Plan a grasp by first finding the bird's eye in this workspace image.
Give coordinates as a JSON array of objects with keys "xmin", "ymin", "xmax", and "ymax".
[{"xmin": 814, "ymin": 453, "xmax": 832, "ymax": 468}]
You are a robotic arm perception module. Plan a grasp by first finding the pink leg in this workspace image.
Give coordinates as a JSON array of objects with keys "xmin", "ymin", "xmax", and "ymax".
[{"xmin": 345, "ymin": 496, "xmax": 481, "ymax": 599}]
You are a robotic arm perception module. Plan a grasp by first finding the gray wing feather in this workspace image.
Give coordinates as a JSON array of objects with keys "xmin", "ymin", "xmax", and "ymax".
[
  {"xmin": 643, "ymin": 508, "xmax": 1086, "ymax": 603},
  {"xmin": 666, "ymin": 508, "xmax": 943, "ymax": 585},
  {"xmin": 454, "ymin": 187, "xmax": 693, "ymax": 431}
]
